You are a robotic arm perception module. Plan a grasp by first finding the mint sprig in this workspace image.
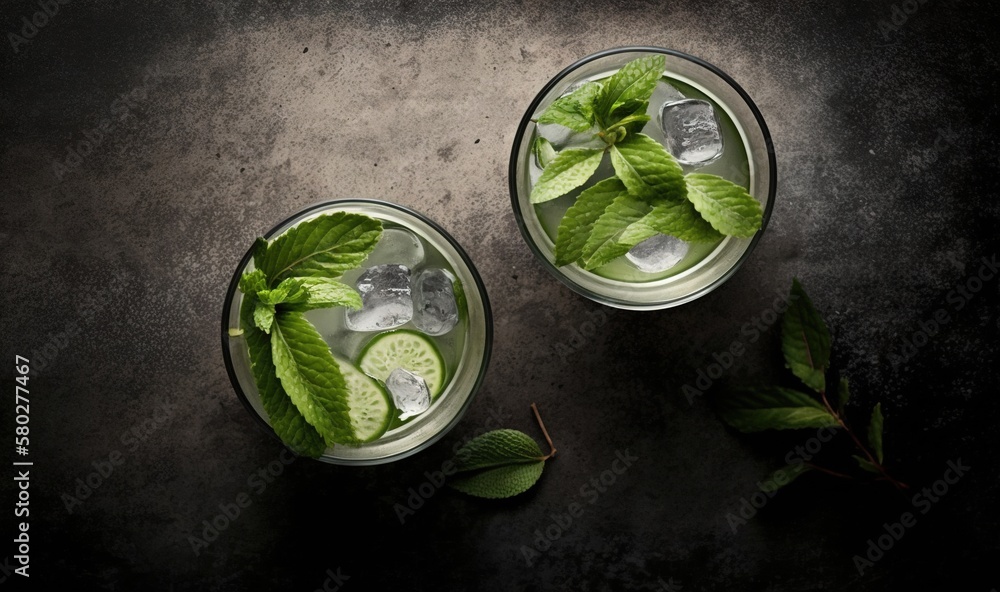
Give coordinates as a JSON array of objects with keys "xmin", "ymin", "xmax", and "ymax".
[
  {"xmin": 714, "ymin": 279, "xmax": 908, "ymax": 492},
  {"xmin": 449, "ymin": 404, "xmax": 557, "ymax": 499},
  {"xmin": 531, "ymin": 54, "xmax": 763, "ymax": 271},
  {"xmin": 236, "ymin": 213, "xmax": 383, "ymax": 457}
]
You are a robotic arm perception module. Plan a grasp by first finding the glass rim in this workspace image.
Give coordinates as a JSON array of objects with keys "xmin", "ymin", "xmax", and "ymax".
[
  {"xmin": 220, "ymin": 198, "xmax": 494, "ymax": 465},
  {"xmin": 507, "ymin": 46, "xmax": 777, "ymax": 310}
]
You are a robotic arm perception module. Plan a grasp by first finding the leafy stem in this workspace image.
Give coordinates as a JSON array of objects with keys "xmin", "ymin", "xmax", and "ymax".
[
  {"xmin": 530, "ymin": 402, "xmax": 557, "ymax": 461},
  {"xmin": 818, "ymin": 389, "xmax": 909, "ymax": 490}
]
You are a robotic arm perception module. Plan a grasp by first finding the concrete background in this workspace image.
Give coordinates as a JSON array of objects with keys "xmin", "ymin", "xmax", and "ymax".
[{"xmin": 1, "ymin": 0, "xmax": 997, "ymax": 590}]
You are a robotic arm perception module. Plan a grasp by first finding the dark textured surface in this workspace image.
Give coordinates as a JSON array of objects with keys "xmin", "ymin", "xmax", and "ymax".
[{"xmin": 1, "ymin": 0, "xmax": 998, "ymax": 590}]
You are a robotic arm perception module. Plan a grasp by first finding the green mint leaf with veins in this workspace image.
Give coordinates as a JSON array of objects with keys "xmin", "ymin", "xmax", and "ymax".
[
  {"xmin": 609, "ymin": 133, "xmax": 685, "ymax": 202},
  {"xmin": 533, "ymin": 136, "xmax": 558, "ymax": 169},
  {"xmin": 239, "ymin": 269, "xmax": 267, "ymax": 295},
  {"xmin": 597, "ymin": 54, "xmax": 664, "ymax": 118},
  {"xmin": 270, "ymin": 311, "xmax": 356, "ymax": 446},
  {"xmin": 684, "ymin": 173, "xmax": 763, "ymax": 238},
  {"xmin": 537, "ymin": 81, "xmax": 602, "ymax": 132},
  {"xmin": 580, "ymin": 193, "xmax": 654, "ymax": 270},
  {"xmin": 252, "ymin": 237, "xmax": 268, "ymax": 274},
  {"xmin": 253, "ymin": 301, "xmax": 277, "ymax": 334},
  {"xmin": 255, "ymin": 212, "xmax": 382, "ymax": 286},
  {"xmin": 554, "ymin": 177, "xmax": 629, "ymax": 266},
  {"xmin": 277, "ymin": 277, "xmax": 361, "ymax": 312},
  {"xmin": 868, "ymin": 403, "xmax": 884, "ymax": 464},
  {"xmin": 620, "ymin": 198, "xmax": 724, "ymax": 246},
  {"xmin": 781, "ymin": 279, "xmax": 832, "ymax": 393},
  {"xmin": 715, "ymin": 386, "xmax": 838, "ymax": 432},
  {"xmin": 239, "ymin": 296, "xmax": 325, "ymax": 458},
  {"xmin": 448, "ymin": 429, "xmax": 547, "ymax": 499},
  {"xmin": 758, "ymin": 462, "xmax": 813, "ymax": 493},
  {"xmin": 529, "ymin": 148, "xmax": 604, "ymax": 204},
  {"xmin": 606, "ymin": 99, "xmax": 651, "ymax": 138}
]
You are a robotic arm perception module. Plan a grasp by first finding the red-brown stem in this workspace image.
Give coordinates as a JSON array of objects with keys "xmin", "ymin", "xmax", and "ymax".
[
  {"xmin": 819, "ymin": 390, "xmax": 909, "ymax": 490},
  {"xmin": 530, "ymin": 403, "xmax": 557, "ymax": 460},
  {"xmin": 805, "ymin": 462, "xmax": 855, "ymax": 480}
]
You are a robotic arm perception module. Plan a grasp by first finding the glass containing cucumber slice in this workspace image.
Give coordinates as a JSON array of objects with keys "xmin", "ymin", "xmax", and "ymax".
[{"xmin": 221, "ymin": 199, "xmax": 493, "ymax": 465}]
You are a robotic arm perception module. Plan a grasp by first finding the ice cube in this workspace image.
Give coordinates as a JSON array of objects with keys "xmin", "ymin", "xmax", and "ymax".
[
  {"xmin": 386, "ymin": 368, "xmax": 431, "ymax": 420},
  {"xmin": 345, "ymin": 264, "xmax": 413, "ymax": 331},
  {"xmin": 412, "ymin": 268, "xmax": 459, "ymax": 336},
  {"xmin": 626, "ymin": 234, "xmax": 689, "ymax": 273},
  {"xmin": 370, "ymin": 228, "xmax": 425, "ymax": 269},
  {"xmin": 649, "ymin": 79, "xmax": 686, "ymax": 107},
  {"xmin": 658, "ymin": 99, "xmax": 724, "ymax": 166}
]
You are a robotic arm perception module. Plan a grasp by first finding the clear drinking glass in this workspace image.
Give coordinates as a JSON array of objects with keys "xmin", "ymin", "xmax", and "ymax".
[
  {"xmin": 509, "ymin": 47, "xmax": 776, "ymax": 310},
  {"xmin": 221, "ymin": 199, "xmax": 493, "ymax": 465}
]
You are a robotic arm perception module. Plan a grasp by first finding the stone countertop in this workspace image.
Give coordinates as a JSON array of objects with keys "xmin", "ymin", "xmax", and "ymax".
[{"xmin": 1, "ymin": 0, "xmax": 997, "ymax": 589}]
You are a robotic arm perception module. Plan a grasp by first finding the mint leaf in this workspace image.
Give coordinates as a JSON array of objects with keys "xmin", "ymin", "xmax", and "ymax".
[
  {"xmin": 580, "ymin": 193, "xmax": 653, "ymax": 270},
  {"xmin": 715, "ymin": 386, "xmax": 838, "ymax": 432},
  {"xmin": 759, "ymin": 462, "xmax": 813, "ymax": 493},
  {"xmin": 270, "ymin": 311, "xmax": 356, "ymax": 446},
  {"xmin": 278, "ymin": 277, "xmax": 361, "ymax": 312},
  {"xmin": 533, "ymin": 136, "xmax": 557, "ymax": 169},
  {"xmin": 684, "ymin": 173, "xmax": 762, "ymax": 237},
  {"xmin": 868, "ymin": 403, "xmax": 884, "ymax": 464},
  {"xmin": 252, "ymin": 237, "xmax": 268, "ymax": 273},
  {"xmin": 239, "ymin": 298, "xmax": 325, "ymax": 458},
  {"xmin": 253, "ymin": 301, "xmax": 276, "ymax": 334},
  {"xmin": 529, "ymin": 148, "xmax": 604, "ymax": 204},
  {"xmin": 256, "ymin": 213, "xmax": 382, "ymax": 286},
  {"xmin": 781, "ymin": 279, "xmax": 832, "ymax": 393},
  {"xmin": 597, "ymin": 54, "xmax": 664, "ymax": 117},
  {"xmin": 449, "ymin": 463, "xmax": 545, "ymax": 499},
  {"xmin": 609, "ymin": 133, "xmax": 685, "ymax": 202},
  {"xmin": 537, "ymin": 81, "xmax": 601, "ymax": 132},
  {"xmin": 854, "ymin": 455, "xmax": 879, "ymax": 474},
  {"xmin": 554, "ymin": 177, "xmax": 629, "ymax": 266},
  {"xmin": 448, "ymin": 429, "xmax": 547, "ymax": 499},
  {"xmin": 620, "ymin": 197, "xmax": 724, "ymax": 245},
  {"xmin": 837, "ymin": 376, "xmax": 851, "ymax": 410},
  {"xmin": 239, "ymin": 269, "xmax": 267, "ymax": 295}
]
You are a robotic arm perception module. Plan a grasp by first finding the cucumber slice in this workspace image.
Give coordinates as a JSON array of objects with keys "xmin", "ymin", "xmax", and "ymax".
[
  {"xmin": 335, "ymin": 357, "xmax": 393, "ymax": 443},
  {"xmin": 358, "ymin": 330, "xmax": 447, "ymax": 398}
]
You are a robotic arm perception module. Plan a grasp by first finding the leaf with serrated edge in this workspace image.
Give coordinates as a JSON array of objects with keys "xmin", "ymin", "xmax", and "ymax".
[
  {"xmin": 868, "ymin": 403, "xmax": 884, "ymax": 464},
  {"xmin": 454, "ymin": 429, "xmax": 545, "ymax": 471},
  {"xmin": 781, "ymin": 279, "xmax": 832, "ymax": 393},
  {"xmin": 554, "ymin": 177, "xmax": 628, "ymax": 266},
  {"xmin": 684, "ymin": 173, "xmax": 762, "ymax": 237},
  {"xmin": 580, "ymin": 193, "xmax": 653, "ymax": 270},
  {"xmin": 609, "ymin": 133, "xmax": 685, "ymax": 202},
  {"xmin": 270, "ymin": 311, "xmax": 356, "ymax": 446},
  {"xmin": 253, "ymin": 301, "xmax": 276, "ymax": 334},
  {"xmin": 759, "ymin": 462, "xmax": 813, "ymax": 493},
  {"xmin": 529, "ymin": 148, "xmax": 604, "ymax": 204},
  {"xmin": 620, "ymin": 198, "xmax": 723, "ymax": 245},
  {"xmin": 854, "ymin": 455, "xmax": 879, "ymax": 474},
  {"xmin": 257, "ymin": 212, "xmax": 382, "ymax": 286},
  {"xmin": 449, "ymin": 462, "xmax": 545, "ymax": 499},
  {"xmin": 278, "ymin": 277, "xmax": 362, "ymax": 312},
  {"xmin": 537, "ymin": 81, "xmax": 601, "ymax": 132},
  {"xmin": 239, "ymin": 297, "xmax": 325, "ymax": 458},
  {"xmin": 597, "ymin": 55, "xmax": 664, "ymax": 118},
  {"xmin": 715, "ymin": 386, "xmax": 838, "ymax": 432}
]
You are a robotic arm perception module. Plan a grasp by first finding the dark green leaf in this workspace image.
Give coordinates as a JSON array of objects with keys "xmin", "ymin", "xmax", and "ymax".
[
  {"xmin": 781, "ymin": 279, "xmax": 832, "ymax": 392},
  {"xmin": 608, "ymin": 133, "xmax": 685, "ymax": 202},
  {"xmin": 256, "ymin": 213, "xmax": 382, "ymax": 286},
  {"xmin": 448, "ymin": 429, "xmax": 548, "ymax": 499},
  {"xmin": 553, "ymin": 177, "xmax": 629, "ymax": 266},
  {"xmin": 537, "ymin": 81, "xmax": 601, "ymax": 132},
  {"xmin": 580, "ymin": 193, "xmax": 653, "ymax": 270},
  {"xmin": 597, "ymin": 55, "xmax": 664, "ymax": 118},
  {"xmin": 715, "ymin": 386, "xmax": 838, "ymax": 432},
  {"xmin": 837, "ymin": 376, "xmax": 851, "ymax": 410},
  {"xmin": 854, "ymin": 455, "xmax": 879, "ymax": 474},
  {"xmin": 759, "ymin": 462, "xmax": 813, "ymax": 493},
  {"xmin": 868, "ymin": 403, "xmax": 884, "ymax": 464},
  {"xmin": 449, "ymin": 462, "xmax": 545, "ymax": 499}
]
